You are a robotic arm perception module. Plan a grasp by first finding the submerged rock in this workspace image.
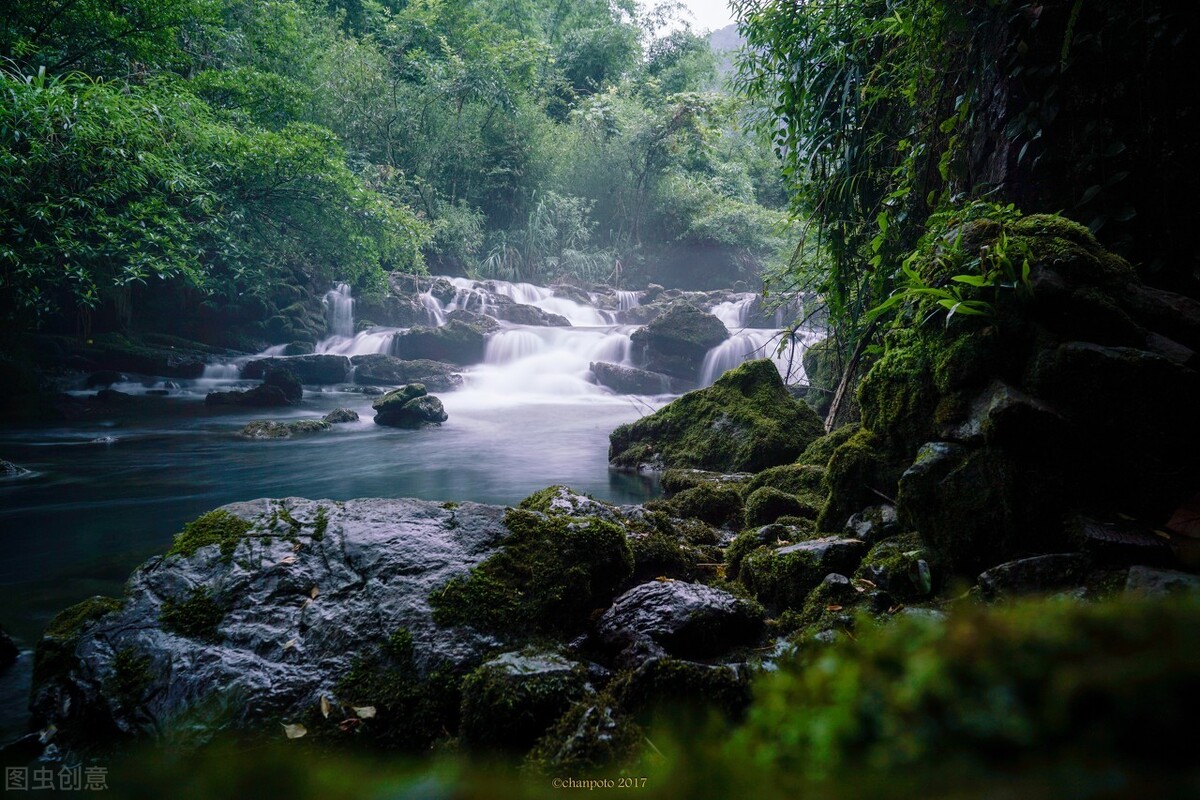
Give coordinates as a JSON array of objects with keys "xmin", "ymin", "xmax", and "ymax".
[
  {"xmin": 322, "ymin": 408, "xmax": 359, "ymax": 424},
  {"xmin": 372, "ymin": 384, "xmax": 447, "ymax": 428},
  {"xmin": 238, "ymin": 419, "xmax": 332, "ymax": 439},
  {"xmin": 391, "ymin": 313, "xmax": 498, "ymax": 365},
  {"xmin": 29, "ymin": 498, "xmax": 511, "ymax": 750},
  {"xmin": 205, "ymin": 384, "xmax": 291, "ymax": 408},
  {"xmin": 609, "ymin": 359, "xmax": 825, "ymax": 472},
  {"xmin": 350, "ymin": 354, "xmax": 463, "ymax": 392}
]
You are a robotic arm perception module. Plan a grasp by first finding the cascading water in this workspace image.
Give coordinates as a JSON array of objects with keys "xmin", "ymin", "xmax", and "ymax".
[
  {"xmin": 324, "ymin": 283, "xmax": 355, "ymax": 339},
  {"xmin": 700, "ymin": 293, "xmax": 826, "ymax": 387},
  {"xmin": 615, "ymin": 290, "xmax": 640, "ymax": 312}
]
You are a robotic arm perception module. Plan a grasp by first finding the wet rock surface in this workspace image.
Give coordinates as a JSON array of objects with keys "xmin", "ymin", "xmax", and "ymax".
[
  {"xmin": 349, "ymin": 354, "xmax": 463, "ymax": 391},
  {"xmin": 30, "ymin": 497, "xmax": 510, "ymax": 747},
  {"xmin": 242, "ymin": 355, "xmax": 351, "ymax": 385},
  {"xmin": 372, "ymin": 384, "xmax": 447, "ymax": 428},
  {"xmin": 589, "ymin": 362, "xmax": 678, "ymax": 395}
]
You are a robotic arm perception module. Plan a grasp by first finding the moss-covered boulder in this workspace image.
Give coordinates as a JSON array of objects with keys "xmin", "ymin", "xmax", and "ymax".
[
  {"xmin": 854, "ymin": 532, "xmax": 936, "ymax": 602},
  {"xmin": 630, "ymin": 303, "xmax": 729, "ymax": 380},
  {"xmin": 609, "ymin": 359, "xmax": 825, "ymax": 472},
  {"xmin": 372, "ymin": 384, "xmax": 448, "ymax": 428},
  {"xmin": 658, "ymin": 483, "xmax": 744, "ymax": 526},
  {"xmin": 238, "ymin": 419, "xmax": 331, "ymax": 439},
  {"xmin": 816, "ymin": 427, "xmax": 903, "ymax": 532},
  {"xmin": 743, "ymin": 487, "xmax": 820, "ymax": 528},
  {"xmin": 391, "ymin": 312, "xmax": 498, "ymax": 365},
  {"xmin": 459, "ymin": 651, "xmax": 591, "ymax": 754},
  {"xmin": 738, "ymin": 537, "xmax": 870, "ymax": 611},
  {"xmin": 431, "ymin": 499, "xmax": 634, "ymax": 639},
  {"xmin": 795, "ymin": 423, "xmax": 862, "ymax": 468},
  {"xmin": 660, "ymin": 469, "xmax": 751, "ymax": 495}
]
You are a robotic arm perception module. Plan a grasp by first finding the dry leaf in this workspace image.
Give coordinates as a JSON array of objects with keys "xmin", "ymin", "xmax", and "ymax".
[
  {"xmin": 283, "ymin": 638, "xmax": 297, "ymax": 650},
  {"xmin": 353, "ymin": 706, "xmax": 376, "ymax": 719},
  {"xmin": 310, "ymin": 586, "xmax": 319, "ymax": 599},
  {"xmin": 279, "ymin": 556, "xmax": 296, "ymax": 565},
  {"xmin": 301, "ymin": 597, "xmax": 312, "ymax": 610},
  {"xmin": 826, "ymin": 604, "xmax": 843, "ymax": 612},
  {"xmin": 320, "ymin": 696, "xmax": 332, "ymax": 719},
  {"xmin": 292, "ymin": 542, "xmax": 302, "ymax": 552},
  {"xmin": 281, "ymin": 723, "xmax": 307, "ymax": 739}
]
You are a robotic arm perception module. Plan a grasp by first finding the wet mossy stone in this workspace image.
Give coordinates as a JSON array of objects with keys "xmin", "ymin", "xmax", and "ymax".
[
  {"xmin": 743, "ymin": 463, "xmax": 826, "ymax": 498},
  {"xmin": 239, "ymin": 419, "xmax": 331, "ymax": 439},
  {"xmin": 743, "ymin": 486, "xmax": 820, "ymax": 528},
  {"xmin": 527, "ymin": 692, "xmax": 643, "ymax": 775},
  {"xmin": 738, "ymin": 537, "xmax": 869, "ymax": 611},
  {"xmin": 167, "ymin": 509, "xmax": 254, "ymax": 561},
  {"xmin": 32, "ymin": 596, "xmax": 122, "ymax": 686},
  {"xmin": 854, "ymin": 532, "xmax": 935, "ymax": 602},
  {"xmin": 609, "ymin": 359, "xmax": 825, "ymax": 473},
  {"xmin": 431, "ymin": 506, "xmax": 634, "ymax": 639},
  {"xmin": 350, "ymin": 355, "xmax": 464, "ymax": 393},
  {"xmin": 660, "ymin": 469, "xmax": 751, "ymax": 495},
  {"xmin": 204, "ymin": 383, "xmax": 291, "ymax": 408},
  {"xmin": 663, "ymin": 483, "xmax": 744, "ymax": 526},
  {"xmin": 795, "ymin": 422, "xmax": 861, "ymax": 468},
  {"xmin": 612, "ymin": 657, "xmax": 752, "ymax": 722},
  {"xmin": 372, "ymin": 384, "xmax": 448, "ymax": 428},
  {"xmin": 459, "ymin": 651, "xmax": 591, "ymax": 754},
  {"xmin": 844, "ymin": 504, "xmax": 901, "ymax": 545},
  {"xmin": 517, "ymin": 485, "xmax": 621, "ymax": 522},
  {"xmin": 629, "ymin": 303, "xmax": 730, "ymax": 380},
  {"xmin": 323, "ymin": 407, "xmax": 359, "ymax": 424},
  {"xmin": 159, "ymin": 586, "xmax": 226, "ymax": 641},
  {"xmin": 390, "ymin": 315, "xmax": 495, "ymax": 365},
  {"xmin": 897, "ymin": 442, "xmax": 1064, "ymax": 576},
  {"xmin": 816, "ymin": 427, "xmax": 903, "ymax": 533},
  {"xmin": 597, "ymin": 580, "xmax": 764, "ymax": 661}
]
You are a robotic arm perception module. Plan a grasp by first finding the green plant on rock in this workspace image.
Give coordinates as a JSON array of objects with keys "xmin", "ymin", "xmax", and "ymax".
[
  {"xmin": 109, "ymin": 648, "xmax": 153, "ymax": 713},
  {"xmin": 431, "ymin": 508, "xmax": 633, "ymax": 638},
  {"xmin": 159, "ymin": 586, "xmax": 226, "ymax": 642},
  {"xmin": 168, "ymin": 510, "xmax": 254, "ymax": 560}
]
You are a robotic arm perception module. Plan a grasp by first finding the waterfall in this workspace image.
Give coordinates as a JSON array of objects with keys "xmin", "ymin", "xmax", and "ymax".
[
  {"xmin": 699, "ymin": 293, "xmax": 827, "ymax": 387},
  {"xmin": 615, "ymin": 290, "xmax": 640, "ymax": 312},
  {"xmin": 324, "ymin": 283, "xmax": 355, "ymax": 338}
]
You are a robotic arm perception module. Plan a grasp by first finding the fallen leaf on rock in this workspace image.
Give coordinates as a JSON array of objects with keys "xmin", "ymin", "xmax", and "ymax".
[
  {"xmin": 283, "ymin": 638, "xmax": 297, "ymax": 650},
  {"xmin": 279, "ymin": 556, "xmax": 296, "ymax": 565},
  {"xmin": 353, "ymin": 706, "xmax": 376, "ymax": 719},
  {"xmin": 320, "ymin": 696, "xmax": 332, "ymax": 719},
  {"xmin": 281, "ymin": 723, "xmax": 307, "ymax": 739},
  {"xmin": 310, "ymin": 586, "xmax": 319, "ymax": 599},
  {"xmin": 826, "ymin": 604, "xmax": 843, "ymax": 612},
  {"xmin": 301, "ymin": 598, "xmax": 312, "ymax": 610}
]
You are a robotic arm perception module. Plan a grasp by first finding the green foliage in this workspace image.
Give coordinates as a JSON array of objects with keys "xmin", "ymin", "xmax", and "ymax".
[
  {"xmin": 109, "ymin": 648, "xmax": 154, "ymax": 713},
  {"xmin": 160, "ymin": 586, "xmax": 226, "ymax": 641},
  {"xmin": 732, "ymin": 596, "xmax": 1200, "ymax": 780},
  {"xmin": 167, "ymin": 510, "xmax": 253, "ymax": 560}
]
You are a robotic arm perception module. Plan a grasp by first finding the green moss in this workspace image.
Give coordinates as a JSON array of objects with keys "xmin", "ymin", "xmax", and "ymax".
[
  {"xmin": 526, "ymin": 691, "xmax": 643, "ymax": 775},
  {"xmin": 431, "ymin": 508, "xmax": 634, "ymax": 638},
  {"xmin": 731, "ymin": 595, "xmax": 1200, "ymax": 780},
  {"xmin": 109, "ymin": 648, "xmax": 153, "ymax": 713},
  {"xmin": 611, "ymin": 658, "xmax": 751, "ymax": 723},
  {"xmin": 45, "ymin": 596, "xmax": 122, "ymax": 639},
  {"xmin": 383, "ymin": 627, "xmax": 414, "ymax": 661},
  {"xmin": 743, "ymin": 487, "xmax": 820, "ymax": 528},
  {"xmin": 34, "ymin": 596, "xmax": 123, "ymax": 687},
  {"xmin": 725, "ymin": 523, "xmax": 817, "ymax": 580},
  {"xmin": 665, "ymin": 483, "xmax": 743, "ymax": 526},
  {"xmin": 1012, "ymin": 213, "xmax": 1136, "ymax": 289},
  {"xmin": 459, "ymin": 655, "xmax": 589, "ymax": 754},
  {"xmin": 854, "ymin": 532, "xmax": 934, "ymax": 602},
  {"xmin": 629, "ymin": 531, "xmax": 702, "ymax": 582},
  {"xmin": 815, "ymin": 428, "xmax": 899, "ymax": 532},
  {"xmin": 743, "ymin": 463, "xmax": 826, "ymax": 497},
  {"xmin": 609, "ymin": 359, "xmax": 826, "ymax": 472},
  {"xmin": 160, "ymin": 586, "xmax": 226, "ymax": 641},
  {"xmin": 330, "ymin": 647, "xmax": 464, "ymax": 752},
  {"xmin": 661, "ymin": 469, "xmax": 749, "ymax": 495},
  {"xmin": 795, "ymin": 423, "xmax": 861, "ymax": 468},
  {"xmin": 167, "ymin": 510, "xmax": 253, "ymax": 560},
  {"xmin": 313, "ymin": 505, "xmax": 329, "ymax": 541},
  {"xmin": 857, "ymin": 330, "xmax": 939, "ymax": 454},
  {"xmin": 738, "ymin": 545, "xmax": 832, "ymax": 611}
]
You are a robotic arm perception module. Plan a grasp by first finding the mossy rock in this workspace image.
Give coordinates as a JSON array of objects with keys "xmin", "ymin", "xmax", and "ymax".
[
  {"xmin": 738, "ymin": 537, "xmax": 869, "ymax": 611},
  {"xmin": 526, "ymin": 692, "xmax": 643, "ymax": 775},
  {"xmin": 662, "ymin": 483, "xmax": 744, "ymax": 526},
  {"xmin": 854, "ymin": 532, "xmax": 936, "ymax": 602},
  {"xmin": 109, "ymin": 648, "xmax": 153, "ymax": 714},
  {"xmin": 33, "ymin": 596, "xmax": 122, "ymax": 687},
  {"xmin": 660, "ymin": 469, "xmax": 751, "ymax": 495},
  {"xmin": 431, "ymin": 507, "xmax": 634, "ymax": 639},
  {"xmin": 816, "ymin": 428, "xmax": 903, "ymax": 532},
  {"xmin": 743, "ymin": 487, "xmax": 819, "ymax": 528},
  {"xmin": 609, "ymin": 359, "xmax": 825, "ymax": 472},
  {"xmin": 795, "ymin": 422, "xmax": 861, "ymax": 468},
  {"xmin": 856, "ymin": 329, "xmax": 941, "ymax": 455},
  {"xmin": 459, "ymin": 652, "xmax": 590, "ymax": 754},
  {"xmin": 328, "ymin": 633, "xmax": 464, "ymax": 752},
  {"xmin": 159, "ymin": 586, "xmax": 226, "ymax": 641},
  {"xmin": 167, "ymin": 510, "xmax": 254, "ymax": 561},
  {"xmin": 743, "ymin": 463, "xmax": 826, "ymax": 498},
  {"xmin": 610, "ymin": 657, "xmax": 751, "ymax": 723},
  {"xmin": 725, "ymin": 522, "xmax": 818, "ymax": 581}
]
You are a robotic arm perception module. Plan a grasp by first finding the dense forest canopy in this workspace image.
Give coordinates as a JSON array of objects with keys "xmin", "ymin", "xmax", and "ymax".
[{"xmin": 0, "ymin": 0, "xmax": 788, "ymax": 345}]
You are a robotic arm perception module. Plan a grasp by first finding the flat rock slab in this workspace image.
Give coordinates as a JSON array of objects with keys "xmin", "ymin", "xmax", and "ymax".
[
  {"xmin": 31, "ymin": 497, "xmax": 511, "ymax": 744},
  {"xmin": 1125, "ymin": 565, "xmax": 1200, "ymax": 597}
]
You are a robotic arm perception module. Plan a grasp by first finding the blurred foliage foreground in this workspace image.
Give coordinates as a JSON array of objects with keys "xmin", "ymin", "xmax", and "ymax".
[{"xmin": 97, "ymin": 595, "xmax": 1200, "ymax": 799}]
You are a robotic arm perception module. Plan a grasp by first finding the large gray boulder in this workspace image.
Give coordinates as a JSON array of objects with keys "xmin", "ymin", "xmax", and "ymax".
[
  {"xmin": 589, "ymin": 362, "xmax": 678, "ymax": 395},
  {"xmin": 630, "ymin": 303, "xmax": 729, "ymax": 380},
  {"xmin": 30, "ymin": 498, "xmax": 511, "ymax": 748}
]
